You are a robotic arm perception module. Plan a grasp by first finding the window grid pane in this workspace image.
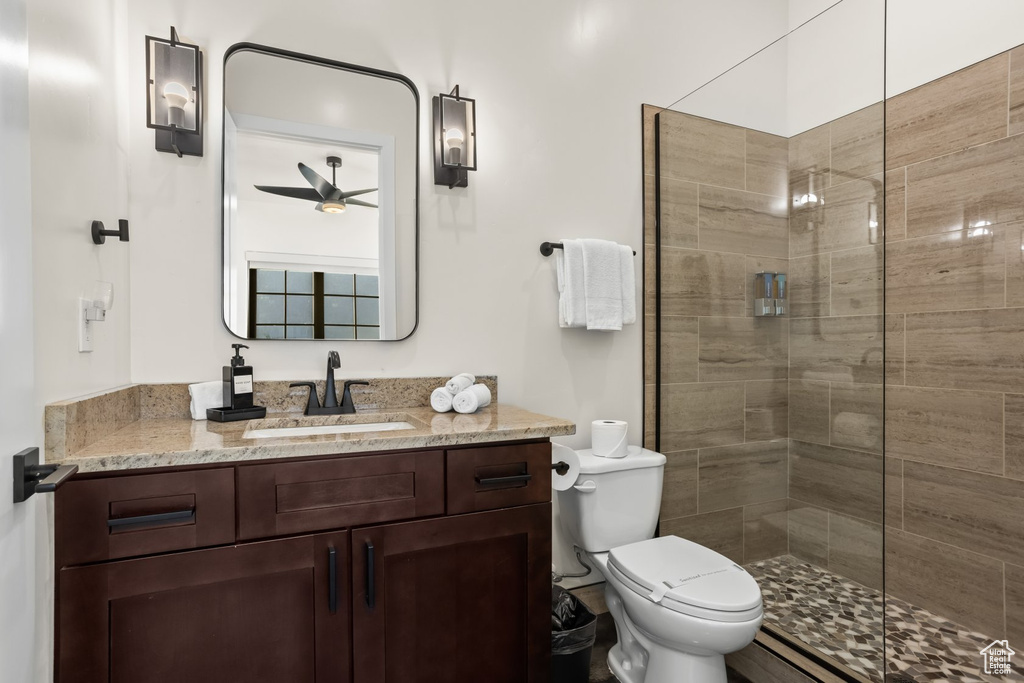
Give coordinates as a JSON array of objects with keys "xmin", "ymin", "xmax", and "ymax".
[{"xmin": 252, "ymin": 268, "xmax": 381, "ymax": 340}]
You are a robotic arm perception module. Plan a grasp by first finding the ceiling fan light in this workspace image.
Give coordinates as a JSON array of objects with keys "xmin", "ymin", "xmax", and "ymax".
[{"xmin": 321, "ymin": 199, "xmax": 346, "ymax": 214}]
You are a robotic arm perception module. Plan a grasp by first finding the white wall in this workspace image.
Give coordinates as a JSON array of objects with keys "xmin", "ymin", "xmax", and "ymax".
[
  {"xmin": 29, "ymin": 0, "xmax": 131, "ymax": 410},
  {"xmin": 0, "ymin": 0, "xmax": 46, "ymax": 679}
]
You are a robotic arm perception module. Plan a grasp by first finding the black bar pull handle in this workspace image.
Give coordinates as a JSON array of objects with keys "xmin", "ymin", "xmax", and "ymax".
[
  {"xmin": 475, "ymin": 473, "xmax": 533, "ymax": 486},
  {"xmin": 328, "ymin": 547, "xmax": 338, "ymax": 614},
  {"xmin": 365, "ymin": 541, "xmax": 376, "ymax": 609},
  {"xmin": 107, "ymin": 508, "xmax": 195, "ymax": 529}
]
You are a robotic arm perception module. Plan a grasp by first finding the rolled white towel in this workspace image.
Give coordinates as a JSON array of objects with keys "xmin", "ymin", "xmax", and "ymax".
[
  {"xmin": 445, "ymin": 373, "xmax": 476, "ymax": 395},
  {"xmin": 452, "ymin": 384, "xmax": 492, "ymax": 414},
  {"xmin": 188, "ymin": 380, "xmax": 223, "ymax": 420},
  {"xmin": 430, "ymin": 387, "xmax": 454, "ymax": 413}
]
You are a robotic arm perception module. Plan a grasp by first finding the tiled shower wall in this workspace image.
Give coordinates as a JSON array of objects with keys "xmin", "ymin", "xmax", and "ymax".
[
  {"xmin": 883, "ymin": 48, "xmax": 1024, "ymax": 642},
  {"xmin": 641, "ymin": 105, "xmax": 792, "ymax": 566},
  {"xmin": 643, "ymin": 44, "xmax": 1024, "ymax": 645}
]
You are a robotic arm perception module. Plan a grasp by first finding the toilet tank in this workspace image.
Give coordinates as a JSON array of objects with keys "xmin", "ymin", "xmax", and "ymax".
[{"xmin": 557, "ymin": 447, "xmax": 667, "ymax": 552}]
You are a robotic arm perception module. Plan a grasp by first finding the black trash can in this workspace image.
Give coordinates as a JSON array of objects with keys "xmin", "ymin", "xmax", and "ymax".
[{"xmin": 551, "ymin": 586, "xmax": 598, "ymax": 683}]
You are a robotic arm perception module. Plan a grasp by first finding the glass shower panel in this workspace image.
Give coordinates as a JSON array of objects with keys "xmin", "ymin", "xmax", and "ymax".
[{"xmin": 645, "ymin": 2, "xmax": 885, "ymax": 679}]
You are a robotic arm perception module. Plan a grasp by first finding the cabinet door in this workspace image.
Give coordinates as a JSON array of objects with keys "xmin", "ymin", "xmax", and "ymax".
[
  {"xmin": 59, "ymin": 532, "xmax": 350, "ymax": 683},
  {"xmin": 351, "ymin": 503, "xmax": 551, "ymax": 683}
]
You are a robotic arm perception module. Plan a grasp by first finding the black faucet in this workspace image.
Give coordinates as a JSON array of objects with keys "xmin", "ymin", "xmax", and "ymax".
[{"xmin": 290, "ymin": 351, "xmax": 369, "ymax": 415}]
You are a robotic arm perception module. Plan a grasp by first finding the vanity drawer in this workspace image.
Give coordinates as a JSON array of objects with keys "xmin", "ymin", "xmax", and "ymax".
[
  {"xmin": 55, "ymin": 468, "xmax": 236, "ymax": 567},
  {"xmin": 237, "ymin": 450, "xmax": 445, "ymax": 540},
  {"xmin": 446, "ymin": 442, "xmax": 552, "ymax": 514}
]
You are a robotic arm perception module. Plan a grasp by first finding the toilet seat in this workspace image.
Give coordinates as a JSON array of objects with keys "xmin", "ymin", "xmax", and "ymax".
[{"xmin": 608, "ymin": 536, "xmax": 762, "ymax": 623}]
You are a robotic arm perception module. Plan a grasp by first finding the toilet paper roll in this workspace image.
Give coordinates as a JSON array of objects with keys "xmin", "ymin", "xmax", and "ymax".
[
  {"xmin": 551, "ymin": 443, "xmax": 581, "ymax": 492},
  {"xmin": 591, "ymin": 419, "xmax": 628, "ymax": 458}
]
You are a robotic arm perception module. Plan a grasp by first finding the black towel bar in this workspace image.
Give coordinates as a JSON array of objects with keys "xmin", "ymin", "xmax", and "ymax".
[{"xmin": 540, "ymin": 241, "xmax": 636, "ymax": 257}]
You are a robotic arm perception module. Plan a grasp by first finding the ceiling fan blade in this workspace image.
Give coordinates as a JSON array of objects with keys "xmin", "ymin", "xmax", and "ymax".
[
  {"xmin": 254, "ymin": 185, "xmax": 324, "ymax": 202},
  {"xmin": 339, "ymin": 187, "xmax": 378, "ymax": 199},
  {"xmin": 345, "ymin": 198, "xmax": 378, "ymax": 209},
  {"xmin": 298, "ymin": 162, "xmax": 338, "ymax": 199}
]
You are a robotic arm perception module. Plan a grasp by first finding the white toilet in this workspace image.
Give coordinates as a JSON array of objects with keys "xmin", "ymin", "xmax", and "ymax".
[{"xmin": 557, "ymin": 447, "xmax": 763, "ymax": 683}]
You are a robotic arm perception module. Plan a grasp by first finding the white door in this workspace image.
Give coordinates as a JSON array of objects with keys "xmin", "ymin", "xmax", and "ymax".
[{"xmin": 0, "ymin": 0, "xmax": 45, "ymax": 679}]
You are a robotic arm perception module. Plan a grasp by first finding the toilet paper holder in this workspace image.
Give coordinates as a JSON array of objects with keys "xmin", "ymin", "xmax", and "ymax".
[{"xmin": 552, "ymin": 461, "xmax": 570, "ymax": 476}]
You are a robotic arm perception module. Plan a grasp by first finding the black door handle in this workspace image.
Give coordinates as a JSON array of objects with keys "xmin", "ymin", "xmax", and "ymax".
[
  {"xmin": 365, "ymin": 541, "xmax": 375, "ymax": 609},
  {"xmin": 328, "ymin": 547, "xmax": 338, "ymax": 614},
  {"xmin": 475, "ymin": 473, "xmax": 533, "ymax": 486},
  {"xmin": 107, "ymin": 508, "xmax": 195, "ymax": 529}
]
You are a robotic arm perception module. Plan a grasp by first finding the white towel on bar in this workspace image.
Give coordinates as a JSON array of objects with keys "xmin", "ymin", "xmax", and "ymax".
[
  {"xmin": 188, "ymin": 380, "xmax": 223, "ymax": 420},
  {"xmin": 581, "ymin": 238, "xmax": 624, "ymax": 330},
  {"xmin": 556, "ymin": 239, "xmax": 586, "ymax": 328},
  {"xmin": 620, "ymin": 244, "xmax": 636, "ymax": 325}
]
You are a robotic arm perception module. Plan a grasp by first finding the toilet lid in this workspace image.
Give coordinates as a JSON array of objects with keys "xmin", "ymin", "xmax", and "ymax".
[{"xmin": 608, "ymin": 536, "xmax": 762, "ymax": 617}]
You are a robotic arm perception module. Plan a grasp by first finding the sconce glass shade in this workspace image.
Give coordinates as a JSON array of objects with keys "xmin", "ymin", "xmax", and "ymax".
[
  {"xmin": 146, "ymin": 28, "xmax": 203, "ymax": 157},
  {"xmin": 439, "ymin": 93, "xmax": 476, "ymax": 171}
]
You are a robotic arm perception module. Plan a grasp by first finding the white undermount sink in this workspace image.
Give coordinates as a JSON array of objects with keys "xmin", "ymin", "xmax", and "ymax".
[{"xmin": 243, "ymin": 415, "xmax": 418, "ymax": 439}]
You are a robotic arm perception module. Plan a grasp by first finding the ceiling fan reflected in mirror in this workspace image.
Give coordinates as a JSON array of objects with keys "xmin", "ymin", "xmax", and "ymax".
[{"xmin": 254, "ymin": 155, "xmax": 378, "ymax": 214}]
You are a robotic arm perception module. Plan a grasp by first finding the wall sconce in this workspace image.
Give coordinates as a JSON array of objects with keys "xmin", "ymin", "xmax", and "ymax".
[
  {"xmin": 433, "ymin": 85, "xmax": 476, "ymax": 188},
  {"xmin": 145, "ymin": 27, "xmax": 203, "ymax": 158}
]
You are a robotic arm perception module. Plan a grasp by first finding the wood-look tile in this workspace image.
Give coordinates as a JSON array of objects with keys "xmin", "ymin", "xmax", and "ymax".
[
  {"xmin": 788, "ymin": 254, "xmax": 830, "ymax": 318},
  {"xmin": 660, "ymin": 247, "xmax": 746, "ymax": 317},
  {"xmin": 885, "ymin": 168, "xmax": 907, "ymax": 242},
  {"xmin": 698, "ymin": 186, "xmax": 789, "ymax": 259},
  {"xmin": 788, "ymin": 500, "xmax": 828, "ymax": 566},
  {"xmin": 788, "ymin": 123, "xmax": 830, "ymax": 196},
  {"xmin": 645, "ymin": 175, "xmax": 699, "ymax": 250},
  {"xmin": 1004, "ymin": 222, "xmax": 1024, "ymax": 307},
  {"xmin": 828, "ymin": 513, "xmax": 883, "ymax": 590},
  {"xmin": 1007, "ymin": 562, "xmax": 1024, "ymax": 646},
  {"xmin": 886, "ymin": 54, "xmax": 1009, "ymax": 169},
  {"xmin": 642, "ymin": 104, "xmax": 660, "ymax": 177},
  {"xmin": 789, "ymin": 440, "xmax": 883, "ymax": 524},
  {"xmin": 905, "ymin": 134, "xmax": 1024, "ymax": 239},
  {"xmin": 791, "ymin": 177, "xmax": 881, "ymax": 258},
  {"xmin": 886, "ymin": 385, "xmax": 1004, "ymax": 474},
  {"xmin": 905, "ymin": 307, "xmax": 1024, "ymax": 393},
  {"xmin": 831, "ymin": 245, "xmax": 883, "ymax": 316},
  {"xmin": 789, "ymin": 380, "xmax": 830, "ymax": 445},
  {"xmin": 644, "ymin": 383, "xmax": 655, "ymax": 449},
  {"xmin": 830, "ymin": 383, "xmax": 883, "ymax": 454},
  {"xmin": 744, "ymin": 256, "xmax": 788, "ymax": 317},
  {"xmin": 659, "ymin": 382, "xmax": 745, "ymax": 451},
  {"xmin": 698, "ymin": 317, "xmax": 788, "ymax": 382},
  {"xmin": 830, "ymin": 102, "xmax": 884, "ymax": 185},
  {"xmin": 886, "ymin": 230, "xmax": 1006, "ymax": 314},
  {"xmin": 745, "ymin": 380, "xmax": 788, "ymax": 442},
  {"xmin": 743, "ymin": 499, "xmax": 789, "ymax": 563},
  {"xmin": 698, "ymin": 441, "xmax": 788, "ymax": 512},
  {"xmin": 904, "ymin": 460, "xmax": 1024, "ymax": 566},
  {"xmin": 1012, "ymin": 47, "xmax": 1024, "ymax": 136},
  {"xmin": 886, "ymin": 314, "xmax": 906, "ymax": 386},
  {"xmin": 790, "ymin": 315, "xmax": 884, "ymax": 384},
  {"xmin": 886, "ymin": 457, "xmax": 903, "ymax": 529},
  {"xmin": 658, "ymin": 111, "xmax": 745, "ymax": 189},
  {"xmin": 658, "ymin": 316, "xmax": 699, "ymax": 385},
  {"xmin": 1008, "ymin": 394, "xmax": 1024, "ymax": 481},
  {"xmin": 746, "ymin": 129, "xmax": 788, "ymax": 197},
  {"xmin": 644, "ymin": 315, "xmax": 656, "ymax": 385},
  {"xmin": 885, "ymin": 528, "xmax": 1005, "ymax": 637},
  {"xmin": 644, "ymin": 245, "xmax": 656, "ymax": 307},
  {"xmin": 660, "ymin": 508, "xmax": 743, "ymax": 563},
  {"xmin": 660, "ymin": 450, "xmax": 698, "ymax": 521}
]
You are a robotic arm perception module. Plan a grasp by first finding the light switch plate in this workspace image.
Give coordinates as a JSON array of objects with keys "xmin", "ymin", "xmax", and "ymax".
[{"xmin": 78, "ymin": 298, "xmax": 93, "ymax": 352}]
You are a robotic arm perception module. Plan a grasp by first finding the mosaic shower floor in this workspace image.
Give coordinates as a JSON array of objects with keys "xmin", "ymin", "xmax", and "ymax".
[{"xmin": 747, "ymin": 555, "xmax": 1023, "ymax": 682}]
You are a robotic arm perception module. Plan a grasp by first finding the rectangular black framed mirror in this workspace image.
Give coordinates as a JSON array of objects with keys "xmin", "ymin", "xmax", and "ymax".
[{"xmin": 222, "ymin": 43, "xmax": 418, "ymax": 341}]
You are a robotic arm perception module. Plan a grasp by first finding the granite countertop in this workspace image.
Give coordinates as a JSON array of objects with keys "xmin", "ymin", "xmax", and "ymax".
[{"xmin": 52, "ymin": 403, "xmax": 576, "ymax": 473}]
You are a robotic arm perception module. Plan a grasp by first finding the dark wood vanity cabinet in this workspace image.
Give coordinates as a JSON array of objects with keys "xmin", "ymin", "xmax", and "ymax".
[{"xmin": 54, "ymin": 440, "xmax": 552, "ymax": 683}]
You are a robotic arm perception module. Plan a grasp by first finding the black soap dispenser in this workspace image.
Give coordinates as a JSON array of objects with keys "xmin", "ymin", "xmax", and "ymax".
[{"xmin": 208, "ymin": 344, "xmax": 266, "ymax": 422}]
